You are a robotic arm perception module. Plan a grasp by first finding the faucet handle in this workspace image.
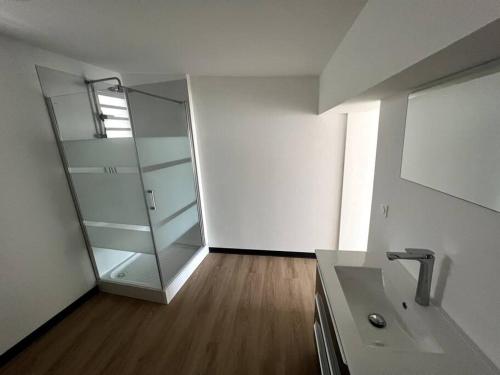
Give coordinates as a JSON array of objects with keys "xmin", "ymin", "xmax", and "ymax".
[{"xmin": 405, "ymin": 248, "xmax": 435, "ymax": 258}]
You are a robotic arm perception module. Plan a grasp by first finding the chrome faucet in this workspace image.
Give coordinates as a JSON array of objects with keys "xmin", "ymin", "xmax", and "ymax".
[{"xmin": 386, "ymin": 248, "xmax": 435, "ymax": 306}]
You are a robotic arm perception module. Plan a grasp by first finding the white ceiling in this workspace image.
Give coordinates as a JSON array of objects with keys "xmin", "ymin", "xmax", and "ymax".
[{"xmin": 0, "ymin": 0, "xmax": 366, "ymax": 76}]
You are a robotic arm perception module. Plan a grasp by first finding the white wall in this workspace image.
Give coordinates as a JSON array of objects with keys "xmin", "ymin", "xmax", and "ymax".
[
  {"xmin": 190, "ymin": 76, "xmax": 346, "ymax": 252},
  {"xmin": 0, "ymin": 34, "xmax": 119, "ymax": 354},
  {"xmin": 319, "ymin": 0, "xmax": 500, "ymax": 112},
  {"xmin": 338, "ymin": 108, "xmax": 379, "ymax": 251},
  {"xmin": 368, "ymin": 94, "xmax": 500, "ymax": 369}
]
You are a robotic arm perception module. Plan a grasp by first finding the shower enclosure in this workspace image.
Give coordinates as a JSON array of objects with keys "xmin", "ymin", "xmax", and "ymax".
[{"xmin": 37, "ymin": 66, "xmax": 206, "ymax": 303}]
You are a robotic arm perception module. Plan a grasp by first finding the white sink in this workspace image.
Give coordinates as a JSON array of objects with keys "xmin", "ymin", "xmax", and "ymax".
[
  {"xmin": 334, "ymin": 265, "xmax": 443, "ymax": 353},
  {"xmin": 315, "ymin": 250, "xmax": 496, "ymax": 375}
]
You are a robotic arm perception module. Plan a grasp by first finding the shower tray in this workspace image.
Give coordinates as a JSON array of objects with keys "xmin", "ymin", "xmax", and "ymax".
[{"xmin": 101, "ymin": 253, "xmax": 162, "ymax": 290}]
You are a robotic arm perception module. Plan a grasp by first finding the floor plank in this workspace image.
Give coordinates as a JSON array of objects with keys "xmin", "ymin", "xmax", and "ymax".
[{"xmin": 0, "ymin": 253, "xmax": 319, "ymax": 375}]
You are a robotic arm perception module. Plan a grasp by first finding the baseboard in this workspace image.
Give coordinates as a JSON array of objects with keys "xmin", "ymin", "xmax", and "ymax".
[
  {"xmin": 0, "ymin": 286, "xmax": 98, "ymax": 367},
  {"xmin": 209, "ymin": 247, "xmax": 316, "ymax": 259}
]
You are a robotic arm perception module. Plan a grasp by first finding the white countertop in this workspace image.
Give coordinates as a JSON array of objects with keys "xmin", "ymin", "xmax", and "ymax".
[{"xmin": 315, "ymin": 249, "xmax": 499, "ymax": 375}]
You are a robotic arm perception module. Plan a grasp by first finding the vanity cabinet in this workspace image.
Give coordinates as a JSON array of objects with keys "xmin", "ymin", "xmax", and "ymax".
[{"xmin": 314, "ymin": 266, "xmax": 350, "ymax": 375}]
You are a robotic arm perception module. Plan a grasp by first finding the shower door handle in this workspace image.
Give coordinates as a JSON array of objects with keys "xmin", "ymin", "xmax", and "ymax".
[{"xmin": 146, "ymin": 190, "xmax": 156, "ymax": 210}]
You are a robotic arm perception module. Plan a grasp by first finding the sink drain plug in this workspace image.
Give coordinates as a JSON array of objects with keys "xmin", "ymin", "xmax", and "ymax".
[{"xmin": 368, "ymin": 313, "xmax": 387, "ymax": 328}]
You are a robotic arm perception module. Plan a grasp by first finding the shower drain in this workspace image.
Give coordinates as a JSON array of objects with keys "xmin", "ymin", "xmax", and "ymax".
[{"xmin": 117, "ymin": 272, "xmax": 126, "ymax": 278}]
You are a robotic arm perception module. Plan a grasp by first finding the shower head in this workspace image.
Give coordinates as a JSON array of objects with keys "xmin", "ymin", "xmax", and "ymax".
[{"xmin": 108, "ymin": 85, "xmax": 124, "ymax": 93}]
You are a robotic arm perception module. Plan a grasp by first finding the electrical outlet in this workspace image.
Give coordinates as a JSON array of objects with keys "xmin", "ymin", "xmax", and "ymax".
[{"xmin": 380, "ymin": 204, "xmax": 389, "ymax": 218}]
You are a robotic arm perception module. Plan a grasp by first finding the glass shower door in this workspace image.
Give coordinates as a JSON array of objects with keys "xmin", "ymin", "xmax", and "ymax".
[
  {"xmin": 126, "ymin": 89, "xmax": 204, "ymax": 286},
  {"xmin": 36, "ymin": 67, "xmax": 163, "ymax": 297}
]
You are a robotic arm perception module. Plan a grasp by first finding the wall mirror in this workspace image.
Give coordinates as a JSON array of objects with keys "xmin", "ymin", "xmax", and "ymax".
[{"xmin": 401, "ymin": 62, "xmax": 500, "ymax": 212}]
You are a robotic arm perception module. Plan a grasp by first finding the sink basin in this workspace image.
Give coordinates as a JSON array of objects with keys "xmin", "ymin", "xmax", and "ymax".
[{"xmin": 334, "ymin": 265, "xmax": 443, "ymax": 353}]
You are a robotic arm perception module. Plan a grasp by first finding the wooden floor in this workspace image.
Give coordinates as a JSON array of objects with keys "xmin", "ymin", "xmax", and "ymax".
[{"xmin": 1, "ymin": 253, "xmax": 319, "ymax": 375}]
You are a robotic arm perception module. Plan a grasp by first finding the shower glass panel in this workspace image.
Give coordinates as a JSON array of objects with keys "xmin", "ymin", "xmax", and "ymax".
[
  {"xmin": 127, "ymin": 89, "xmax": 204, "ymax": 286},
  {"xmin": 36, "ymin": 67, "xmax": 163, "ymax": 295}
]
